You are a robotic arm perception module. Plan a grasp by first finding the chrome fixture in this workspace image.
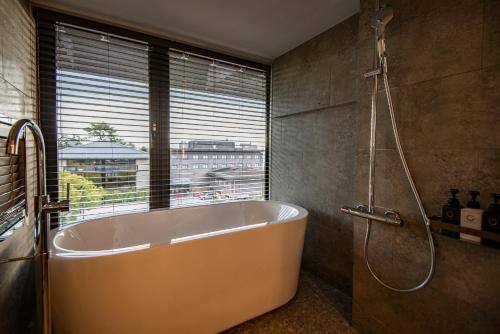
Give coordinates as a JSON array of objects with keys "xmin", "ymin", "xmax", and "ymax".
[
  {"xmin": 341, "ymin": 3, "xmax": 436, "ymax": 292},
  {"xmin": 370, "ymin": 4, "xmax": 393, "ymax": 39},
  {"xmin": 2, "ymin": 119, "xmax": 70, "ymax": 334},
  {"xmin": 340, "ymin": 205, "xmax": 401, "ymax": 226}
]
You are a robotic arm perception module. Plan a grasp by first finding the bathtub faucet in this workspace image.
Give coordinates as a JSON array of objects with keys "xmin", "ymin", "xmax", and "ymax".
[{"xmin": 6, "ymin": 118, "xmax": 71, "ymax": 334}]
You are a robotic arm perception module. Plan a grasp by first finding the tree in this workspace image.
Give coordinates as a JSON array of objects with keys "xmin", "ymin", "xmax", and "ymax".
[
  {"xmin": 84, "ymin": 122, "xmax": 120, "ymax": 141},
  {"xmin": 59, "ymin": 134, "xmax": 85, "ymax": 148},
  {"xmin": 60, "ymin": 170, "xmax": 106, "ymax": 222},
  {"xmin": 84, "ymin": 122, "xmax": 135, "ymax": 147}
]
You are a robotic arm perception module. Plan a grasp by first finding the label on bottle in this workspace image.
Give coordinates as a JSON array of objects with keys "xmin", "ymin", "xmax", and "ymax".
[{"xmin": 460, "ymin": 208, "xmax": 482, "ymax": 244}]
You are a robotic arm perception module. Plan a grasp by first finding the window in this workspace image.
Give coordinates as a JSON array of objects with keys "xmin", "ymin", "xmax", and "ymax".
[
  {"xmin": 50, "ymin": 24, "xmax": 150, "ymax": 224},
  {"xmin": 36, "ymin": 8, "xmax": 269, "ymax": 222},
  {"xmin": 169, "ymin": 51, "xmax": 268, "ymax": 207}
]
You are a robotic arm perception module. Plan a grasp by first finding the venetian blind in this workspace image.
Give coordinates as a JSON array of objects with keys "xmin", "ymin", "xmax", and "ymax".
[
  {"xmin": 37, "ymin": 14, "xmax": 270, "ymax": 225},
  {"xmin": 48, "ymin": 23, "xmax": 151, "ymax": 224},
  {"xmin": 169, "ymin": 51, "xmax": 268, "ymax": 207}
]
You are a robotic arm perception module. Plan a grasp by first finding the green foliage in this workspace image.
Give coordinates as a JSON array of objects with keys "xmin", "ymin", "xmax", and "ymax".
[
  {"xmin": 60, "ymin": 170, "xmax": 106, "ymax": 222},
  {"xmin": 60, "ymin": 170, "xmax": 148, "ymax": 223},
  {"xmin": 84, "ymin": 122, "xmax": 120, "ymax": 141},
  {"xmin": 60, "ymin": 171, "xmax": 106, "ymax": 206},
  {"xmin": 59, "ymin": 134, "xmax": 85, "ymax": 148},
  {"xmin": 83, "ymin": 122, "xmax": 135, "ymax": 147},
  {"xmin": 103, "ymin": 189, "xmax": 148, "ymax": 204},
  {"xmin": 60, "ymin": 122, "xmax": 138, "ymax": 149}
]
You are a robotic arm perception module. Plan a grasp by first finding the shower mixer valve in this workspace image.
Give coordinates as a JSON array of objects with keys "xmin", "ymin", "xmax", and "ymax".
[{"xmin": 340, "ymin": 205, "xmax": 402, "ymax": 226}]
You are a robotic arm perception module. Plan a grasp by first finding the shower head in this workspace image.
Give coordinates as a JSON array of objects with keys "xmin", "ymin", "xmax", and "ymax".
[{"xmin": 370, "ymin": 5, "xmax": 394, "ymax": 38}]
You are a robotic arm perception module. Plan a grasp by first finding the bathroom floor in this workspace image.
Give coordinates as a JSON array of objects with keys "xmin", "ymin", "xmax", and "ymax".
[{"xmin": 224, "ymin": 271, "xmax": 358, "ymax": 333}]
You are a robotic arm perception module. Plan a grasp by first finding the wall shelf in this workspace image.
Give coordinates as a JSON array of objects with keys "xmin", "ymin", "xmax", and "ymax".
[{"xmin": 429, "ymin": 218, "xmax": 500, "ymax": 244}]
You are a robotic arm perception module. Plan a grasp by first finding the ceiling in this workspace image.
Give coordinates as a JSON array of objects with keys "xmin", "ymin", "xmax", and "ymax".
[{"xmin": 33, "ymin": 0, "xmax": 360, "ymax": 64}]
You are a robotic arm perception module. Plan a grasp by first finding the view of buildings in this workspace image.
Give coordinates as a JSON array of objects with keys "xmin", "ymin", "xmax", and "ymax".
[
  {"xmin": 170, "ymin": 140, "xmax": 265, "ymax": 207},
  {"xmin": 58, "ymin": 137, "xmax": 265, "ymax": 221}
]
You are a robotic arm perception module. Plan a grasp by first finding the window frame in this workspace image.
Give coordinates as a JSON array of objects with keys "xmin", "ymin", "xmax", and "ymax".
[{"xmin": 35, "ymin": 7, "xmax": 271, "ymax": 221}]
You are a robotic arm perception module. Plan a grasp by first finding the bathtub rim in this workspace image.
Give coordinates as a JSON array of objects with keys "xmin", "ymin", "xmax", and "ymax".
[{"xmin": 50, "ymin": 200, "xmax": 308, "ymax": 257}]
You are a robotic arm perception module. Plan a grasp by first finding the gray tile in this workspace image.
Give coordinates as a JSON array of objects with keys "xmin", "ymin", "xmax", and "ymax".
[
  {"xmin": 483, "ymin": 0, "xmax": 500, "ymax": 68},
  {"xmin": 386, "ymin": 1, "xmax": 483, "ymax": 86},
  {"xmin": 302, "ymin": 222, "xmax": 353, "ymax": 295},
  {"xmin": 400, "ymin": 67, "xmax": 500, "ymax": 151},
  {"xmin": 0, "ymin": 0, "xmax": 35, "ymax": 97},
  {"xmin": 330, "ymin": 45, "xmax": 358, "ymax": 106},
  {"xmin": 2, "ymin": 39, "xmax": 32, "ymax": 97},
  {"xmin": 0, "ymin": 22, "xmax": 3, "ymax": 78},
  {"xmin": 272, "ymin": 106, "xmax": 357, "ymax": 295},
  {"xmin": 357, "ymin": 87, "xmax": 411, "ymax": 151},
  {"xmin": 0, "ymin": 78, "xmax": 26, "ymax": 118},
  {"xmin": 272, "ymin": 15, "xmax": 359, "ymax": 117},
  {"xmin": 272, "ymin": 59, "xmax": 331, "ymax": 117},
  {"xmin": 274, "ymin": 15, "xmax": 359, "ymax": 68},
  {"xmin": 432, "ymin": 234, "xmax": 500, "ymax": 310},
  {"xmin": 399, "ymin": 0, "xmax": 482, "ymax": 22},
  {"xmin": 405, "ymin": 148, "xmax": 478, "ymax": 216},
  {"xmin": 475, "ymin": 149, "xmax": 500, "ymax": 203},
  {"xmin": 351, "ymin": 304, "xmax": 391, "ymax": 334}
]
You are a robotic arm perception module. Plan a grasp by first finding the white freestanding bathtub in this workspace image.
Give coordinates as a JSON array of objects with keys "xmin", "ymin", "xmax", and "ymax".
[{"xmin": 49, "ymin": 200, "xmax": 308, "ymax": 334}]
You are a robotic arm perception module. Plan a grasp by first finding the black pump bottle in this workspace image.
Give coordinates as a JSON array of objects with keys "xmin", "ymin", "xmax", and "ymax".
[
  {"xmin": 482, "ymin": 193, "xmax": 500, "ymax": 248},
  {"xmin": 441, "ymin": 188, "xmax": 462, "ymax": 238}
]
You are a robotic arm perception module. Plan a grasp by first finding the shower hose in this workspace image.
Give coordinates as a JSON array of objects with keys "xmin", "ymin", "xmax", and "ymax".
[{"xmin": 363, "ymin": 39, "xmax": 436, "ymax": 293}]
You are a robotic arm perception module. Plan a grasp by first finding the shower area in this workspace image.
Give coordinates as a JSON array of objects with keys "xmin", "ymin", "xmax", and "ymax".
[{"xmin": 271, "ymin": 0, "xmax": 500, "ymax": 332}]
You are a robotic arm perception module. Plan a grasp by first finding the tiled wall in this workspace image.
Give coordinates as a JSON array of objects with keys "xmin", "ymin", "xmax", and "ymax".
[
  {"xmin": 271, "ymin": 15, "xmax": 359, "ymax": 297},
  {"xmin": 271, "ymin": 0, "xmax": 500, "ymax": 332},
  {"xmin": 353, "ymin": 0, "xmax": 500, "ymax": 333},
  {"xmin": 0, "ymin": 0, "xmax": 37, "ymax": 333}
]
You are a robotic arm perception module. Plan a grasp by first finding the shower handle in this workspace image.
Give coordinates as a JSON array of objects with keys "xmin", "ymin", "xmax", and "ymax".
[{"xmin": 341, "ymin": 205, "xmax": 402, "ymax": 226}]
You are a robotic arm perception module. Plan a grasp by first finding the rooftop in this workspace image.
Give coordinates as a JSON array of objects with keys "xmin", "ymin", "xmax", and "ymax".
[
  {"xmin": 60, "ymin": 141, "xmax": 149, "ymax": 160},
  {"xmin": 175, "ymin": 140, "xmax": 262, "ymax": 153}
]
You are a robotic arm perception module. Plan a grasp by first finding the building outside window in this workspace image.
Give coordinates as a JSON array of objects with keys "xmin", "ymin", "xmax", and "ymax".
[{"xmin": 42, "ymin": 21, "xmax": 269, "ymax": 221}]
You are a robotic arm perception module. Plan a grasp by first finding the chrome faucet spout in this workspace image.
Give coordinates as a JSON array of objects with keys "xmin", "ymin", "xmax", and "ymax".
[
  {"xmin": 7, "ymin": 119, "xmax": 47, "ymax": 206},
  {"xmin": 5, "ymin": 118, "xmax": 69, "ymax": 334},
  {"xmin": 7, "ymin": 119, "xmax": 45, "ymax": 155}
]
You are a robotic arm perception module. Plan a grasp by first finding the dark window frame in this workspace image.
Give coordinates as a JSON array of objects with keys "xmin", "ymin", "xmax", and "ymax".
[{"xmin": 34, "ymin": 7, "xmax": 271, "ymax": 219}]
